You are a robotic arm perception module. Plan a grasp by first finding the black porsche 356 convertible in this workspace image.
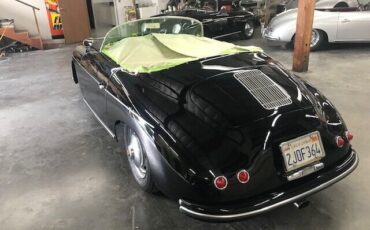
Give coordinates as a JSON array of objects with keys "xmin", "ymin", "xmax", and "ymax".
[
  {"xmin": 72, "ymin": 16, "xmax": 358, "ymax": 220},
  {"xmin": 155, "ymin": 0, "xmax": 256, "ymax": 39}
]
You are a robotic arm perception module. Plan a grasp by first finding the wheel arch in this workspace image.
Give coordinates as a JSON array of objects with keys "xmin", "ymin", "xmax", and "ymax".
[
  {"xmin": 334, "ymin": 2, "xmax": 349, "ymax": 8},
  {"xmin": 291, "ymin": 28, "xmax": 329, "ymax": 43},
  {"xmin": 113, "ymin": 120, "xmax": 126, "ymax": 141},
  {"xmin": 71, "ymin": 60, "xmax": 78, "ymax": 84}
]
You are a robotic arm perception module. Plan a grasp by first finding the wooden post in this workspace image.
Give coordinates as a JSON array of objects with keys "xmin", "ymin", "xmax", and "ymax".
[
  {"xmin": 32, "ymin": 8, "xmax": 43, "ymax": 49},
  {"xmin": 292, "ymin": 0, "xmax": 315, "ymax": 72},
  {"xmin": 264, "ymin": 0, "xmax": 272, "ymax": 25}
]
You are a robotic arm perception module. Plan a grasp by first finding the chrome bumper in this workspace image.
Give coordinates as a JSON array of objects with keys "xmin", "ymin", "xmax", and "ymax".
[
  {"xmin": 179, "ymin": 150, "xmax": 359, "ymax": 221},
  {"xmin": 262, "ymin": 28, "xmax": 284, "ymax": 46}
]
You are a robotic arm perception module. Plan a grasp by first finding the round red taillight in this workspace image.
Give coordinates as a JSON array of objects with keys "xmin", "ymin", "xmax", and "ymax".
[
  {"xmin": 336, "ymin": 136, "xmax": 345, "ymax": 148},
  {"xmin": 345, "ymin": 131, "xmax": 353, "ymax": 141},
  {"xmin": 214, "ymin": 176, "xmax": 228, "ymax": 190},
  {"xmin": 237, "ymin": 170, "xmax": 250, "ymax": 184}
]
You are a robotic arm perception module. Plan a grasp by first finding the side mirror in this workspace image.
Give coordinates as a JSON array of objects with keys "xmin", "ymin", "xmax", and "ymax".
[{"xmin": 83, "ymin": 38, "xmax": 94, "ymax": 47}]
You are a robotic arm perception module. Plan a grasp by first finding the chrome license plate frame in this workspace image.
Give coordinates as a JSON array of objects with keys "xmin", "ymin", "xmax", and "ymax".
[{"xmin": 280, "ymin": 131, "xmax": 326, "ymax": 173}]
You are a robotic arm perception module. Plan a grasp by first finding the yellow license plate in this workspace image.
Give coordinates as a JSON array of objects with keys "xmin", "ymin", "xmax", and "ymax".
[{"xmin": 280, "ymin": 131, "xmax": 325, "ymax": 172}]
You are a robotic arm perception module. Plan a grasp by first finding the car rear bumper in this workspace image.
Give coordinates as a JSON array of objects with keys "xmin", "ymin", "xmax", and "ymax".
[
  {"xmin": 179, "ymin": 149, "xmax": 359, "ymax": 221},
  {"xmin": 263, "ymin": 37, "xmax": 286, "ymax": 46}
]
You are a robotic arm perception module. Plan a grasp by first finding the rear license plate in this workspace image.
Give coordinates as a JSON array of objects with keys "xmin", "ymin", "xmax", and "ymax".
[{"xmin": 280, "ymin": 131, "xmax": 325, "ymax": 172}]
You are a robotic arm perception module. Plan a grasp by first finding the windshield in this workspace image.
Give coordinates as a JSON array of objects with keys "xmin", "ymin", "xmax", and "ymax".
[{"xmin": 101, "ymin": 16, "xmax": 203, "ymax": 51}]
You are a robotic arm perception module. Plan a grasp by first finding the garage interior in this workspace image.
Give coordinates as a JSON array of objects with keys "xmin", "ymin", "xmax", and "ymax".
[{"xmin": 1, "ymin": 0, "xmax": 369, "ymax": 229}]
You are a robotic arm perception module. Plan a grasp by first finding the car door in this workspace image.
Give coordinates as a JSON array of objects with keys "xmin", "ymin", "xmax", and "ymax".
[
  {"xmin": 201, "ymin": 12, "xmax": 227, "ymax": 37},
  {"xmin": 76, "ymin": 50, "xmax": 108, "ymax": 122},
  {"xmin": 336, "ymin": 11, "xmax": 370, "ymax": 41},
  {"xmin": 215, "ymin": 12, "xmax": 235, "ymax": 35}
]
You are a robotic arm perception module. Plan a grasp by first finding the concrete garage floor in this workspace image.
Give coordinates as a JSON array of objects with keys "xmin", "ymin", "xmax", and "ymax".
[{"xmin": 0, "ymin": 32, "xmax": 369, "ymax": 230}]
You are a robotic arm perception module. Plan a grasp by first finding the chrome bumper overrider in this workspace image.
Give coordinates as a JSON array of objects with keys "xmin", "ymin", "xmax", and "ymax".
[
  {"xmin": 179, "ymin": 150, "xmax": 359, "ymax": 221},
  {"xmin": 261, "ymin": 28, "xmax": 284, "ymax": 46}
]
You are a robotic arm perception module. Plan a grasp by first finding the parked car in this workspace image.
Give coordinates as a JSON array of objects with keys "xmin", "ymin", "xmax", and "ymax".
[
  {"xmin": 264, "ymin": 0, "xmax": 359, "ymax": 24},
  {"xmin": 155, "ymin": 0, "xmax": 256, "ymax": 39},
  {"xmin": 263, "ymin": 7, "xmax": 370, "ymax": 50},
  {"xmin": 72, "ymin": 16, "xmax": 358, "ymax": 220},
  {"xmin": 284, "ymin": 0, "xmax": 359, "ymax": 10}
]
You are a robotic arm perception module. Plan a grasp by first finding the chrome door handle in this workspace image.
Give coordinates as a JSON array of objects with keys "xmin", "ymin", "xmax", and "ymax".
[
  {"xmin": 98, "ymin": 82, "xmax": 105, "ymax": 90},
  {"xmin": 342, "ymin": 19, "xmax": 351, "ymax": 23}
]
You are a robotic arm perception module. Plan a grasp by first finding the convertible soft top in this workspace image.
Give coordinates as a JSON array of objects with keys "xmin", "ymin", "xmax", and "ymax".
[{"xmin": 102, "ymin": 33, "xmax": 262, "ymax": 73}]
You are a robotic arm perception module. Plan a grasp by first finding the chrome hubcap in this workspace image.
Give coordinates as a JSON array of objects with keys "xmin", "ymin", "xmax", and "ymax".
[
  {"xmin": 311, "ymin": 30, "xmax": 320, "ymax": 48},
  {"xmin": 127, "ymin": 132, "xmax": 146, "ymax": 179},
  {"xmin": 244, "ymin": 23, "xmax": 254, "ymax": 37}
]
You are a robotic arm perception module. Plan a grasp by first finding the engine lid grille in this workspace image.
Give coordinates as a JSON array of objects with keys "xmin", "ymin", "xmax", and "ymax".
[{"xmin": 234, "ymin": 69, "xmax": 292, "ymax": 110}]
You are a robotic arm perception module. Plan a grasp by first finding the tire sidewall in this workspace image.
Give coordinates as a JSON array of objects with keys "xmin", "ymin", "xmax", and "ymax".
[
  {"xmin": 241, "ymin": 21, "xmax": 255, "ymax": 39},
  {"xmin": 310, "ymin": 29, "xmax": 324, "ymax": 51},
  {"xmin": 116, "ymin": 124, "xmax": 155, "ymax": 192}
]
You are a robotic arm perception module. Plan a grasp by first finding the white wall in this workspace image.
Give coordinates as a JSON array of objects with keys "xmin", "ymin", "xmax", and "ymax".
[
  {"xmin": 0, "ymin": 0, "xmax": 52, "ymax": 40},
  {"xmin": 156, "ymin": 0, "xmax": 167, "ymax": 12}
]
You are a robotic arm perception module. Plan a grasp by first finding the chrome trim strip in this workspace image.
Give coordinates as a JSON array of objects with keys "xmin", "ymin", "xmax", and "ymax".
[
  {"xmin": 72, "ymin": 57, "xmax": 100, "ymax": 84},
  {"xmin": 179, "ymin": 151, "xmax": 358, "ymax": 220},
  {"xmin": 212, "ymin": 31, "xmax": 241, "ymax": 39},
  {"xmin": 83, "ymin": 98, "xmax": 116, "ymax": 138}
]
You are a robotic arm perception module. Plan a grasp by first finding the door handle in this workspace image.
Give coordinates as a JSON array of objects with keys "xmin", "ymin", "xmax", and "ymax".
[
  {"xmin": 98, "ymin": 82, "xmax": 105, "ymax": 90},
  {"xmin": 342, "ymin": 19, "xmax": 351, "ymax": 23}
]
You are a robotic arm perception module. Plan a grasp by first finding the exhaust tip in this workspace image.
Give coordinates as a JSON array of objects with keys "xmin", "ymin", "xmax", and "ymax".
[{"xmin": 293, "ymin": 200, "xmax": 310, "ymax": 209}]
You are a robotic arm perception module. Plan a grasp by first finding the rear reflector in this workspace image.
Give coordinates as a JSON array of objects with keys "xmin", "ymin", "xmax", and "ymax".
[
  {"xmin": 336, "ymin": 136, "xmax": 345, "ymax": 148},
  {"xmin": 214, "ymin": 176, "xmax": 228, "ymax": 190},
  {"xmin": 345, "ymin": 131, "xmax": 353, "ymax": 141},
  {"xmin": 237, "ymin": 170, "xmax": 250, "ymax": 184}
]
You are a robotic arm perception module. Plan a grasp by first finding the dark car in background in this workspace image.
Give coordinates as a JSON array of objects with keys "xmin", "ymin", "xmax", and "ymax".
[{"xmin": 155, "ymin": 0, "xmax": 256, "ymax": 39}]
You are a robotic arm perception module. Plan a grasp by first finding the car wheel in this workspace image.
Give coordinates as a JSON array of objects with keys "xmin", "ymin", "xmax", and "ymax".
[
  {"xmin": 334, "ymin": 2, "xmax": 349, "ymax": 8},
  {"xmin": 240, "ymin": 21, "xmax": 255, "ymax": 39},
  {"xmin": 310, "ymin": 29, "xmax": 326, "ymax": 51},
  {"xmin": 117, "ymin": 124, "xmax": 156, "ymax": 192}
]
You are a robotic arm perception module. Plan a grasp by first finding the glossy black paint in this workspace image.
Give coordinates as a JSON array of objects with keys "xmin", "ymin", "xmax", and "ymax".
[
  {"xmin": 154, "ymin": 8, "xmax": 256, "ymax": 39},
  {"xmin": 72, "ymin": 43, "xmax": 358, "ymax": 219}
]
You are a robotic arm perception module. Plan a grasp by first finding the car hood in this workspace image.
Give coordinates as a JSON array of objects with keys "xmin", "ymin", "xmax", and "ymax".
[{"xmin": 135, "ymin": 52, "xmax": 314, "ymax": 126}]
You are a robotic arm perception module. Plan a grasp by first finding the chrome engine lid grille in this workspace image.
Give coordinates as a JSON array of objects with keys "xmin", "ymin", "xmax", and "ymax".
[{"xmin": 234, "ymin": 69, "xmax": 292, "ymax": 110}]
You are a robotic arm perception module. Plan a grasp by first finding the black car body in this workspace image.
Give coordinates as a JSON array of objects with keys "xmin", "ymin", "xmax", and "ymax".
[
  {"xmin": 155, "ymin": 0, "xmax": 256, "ymax": 39},
  {"xmin": 72, "ymin": 17, "xmax": 358, "ymax": 221}
]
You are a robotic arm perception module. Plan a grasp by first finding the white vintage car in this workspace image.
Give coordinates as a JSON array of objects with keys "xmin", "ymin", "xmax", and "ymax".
[
  {"xmin": 284, "ymin": 0, "xmax": 360, "ymax": 10},
  {"xmin": 263, "ymin": 4, "xmax": 370, "ymax": 50}
]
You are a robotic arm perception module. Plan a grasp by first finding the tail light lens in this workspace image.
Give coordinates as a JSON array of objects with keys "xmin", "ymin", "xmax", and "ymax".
[
  {"xmin": 345, "ymin": 131, "xmax": 353, "ymax": 141},
  {"xmin": 336, "ymin": 136, "xmax": 345, "ymax": 148},
  {"xmin": 214, "ymin": 176, "xmax": 228, "ymax": 190},
  {"xmin": 237, "ymin": 170, "xmax": 250, "ymax": 184}
]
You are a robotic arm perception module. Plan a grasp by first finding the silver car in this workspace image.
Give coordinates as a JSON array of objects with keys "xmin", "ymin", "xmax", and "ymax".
[
  {"xmin": 263, "ymin": 5, "xmax": 370, "ymax": 50},
  {"xmin": 285, "ymin": 0, "xmax": 359, "ymax": 10}
]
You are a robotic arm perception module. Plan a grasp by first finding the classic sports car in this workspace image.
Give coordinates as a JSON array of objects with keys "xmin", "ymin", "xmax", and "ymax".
[
  {"xmin": 284, "ymin": 0, "xmax": 360, "ymax": 10},
  {"xmin": 155, "ymin": 0, "xmax": 256, "ymax": 39},
  {"xmin": 263, "ymin": 5, "xmax": 370, "ymax": 50},
  {"xmin": 72, "ymin": 16, "xmax": 358, "ymax": 220}
]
